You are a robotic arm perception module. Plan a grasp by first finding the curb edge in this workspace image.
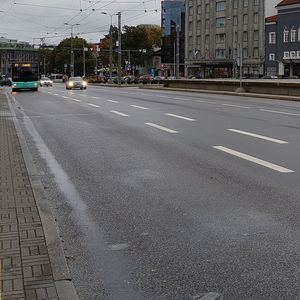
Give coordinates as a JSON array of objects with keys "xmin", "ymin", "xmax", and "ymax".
[{"xmin": 5, "ymin": 92, "xmax": 79, "ymax": 300}]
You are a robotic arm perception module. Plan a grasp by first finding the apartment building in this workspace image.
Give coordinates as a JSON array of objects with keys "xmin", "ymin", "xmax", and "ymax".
[
  {"xmin": 185, "ymin": 0, "xmax": 265, "ymax": 78},
  {"xmin": 0, "ymin": 37, "xmax": 38, "ymax": 75},
  {"xmin": 265, "ymin": 0, "xmax": 300, "ymax": 77}
]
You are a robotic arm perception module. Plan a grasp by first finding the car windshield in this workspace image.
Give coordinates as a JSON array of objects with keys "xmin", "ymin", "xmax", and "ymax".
[{"xmin": 70, "ymin": 77, "xmax": 82, "ymax": 81}]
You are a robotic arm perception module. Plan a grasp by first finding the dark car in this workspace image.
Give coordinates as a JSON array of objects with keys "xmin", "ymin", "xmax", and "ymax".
[
  {"xmin": 151, "ymin": 76, "xmax": 165, "ymax": 84},
  {"xmin": 123, "ymin": 76, "xmax": 138, "ymax": 84},
  {"xmin": 138, "ymin": 75, "xmax": 152, "ymax": 84},
  {"xmin": 65, "ymin": 76, "xmax": 87, "ymax": 90},
  {"xmin": 0, "ymin": 76, "xmax": 12, "ymax": 86}
]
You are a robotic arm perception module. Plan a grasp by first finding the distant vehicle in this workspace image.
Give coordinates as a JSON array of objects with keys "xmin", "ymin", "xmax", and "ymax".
[
  {"xmin": 112, "ymin": 76, "xmax": 124, "ymax": 84},
  {"xmin": 11, "ymin": 63, "xmax": 39, "ymax": 92},
  {"xmin": 39, "ymin": 77, "xmax": 53, "ymax": 87},
  {"xmin": 138, "ymin": 75, "xmax": 152, "ymax": 84},
  {"xmin": 123, "ymin": 75, "xmax": 138, "ymax": 84},
  {"xmin": 49, "ymin": 74, "xmax": 63, "ymax": 82},
  {"xmin": 151, "ymin": 76, "xmax": 165, "ymax": 84},
  {"xmin": 262, "ymin": 75, "xmax": 279, "ymax": 79},
  {"xmin": 65, "ymin": 76, "xmax": 87, "ymax": 90},
  {"xmin": 0, "ymin": 76, "xmax": 12, "ymax": 86}
]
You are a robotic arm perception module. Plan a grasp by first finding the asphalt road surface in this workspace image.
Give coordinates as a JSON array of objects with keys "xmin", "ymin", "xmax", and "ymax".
[{"xmin": 9, "ymin": 84, "xmax": 300, "ymax": 300}]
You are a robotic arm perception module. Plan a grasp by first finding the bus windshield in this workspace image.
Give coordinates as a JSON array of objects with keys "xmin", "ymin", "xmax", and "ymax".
[{"xmin": 12, "ymin": 63, "xmax": 39, "ymax": 82}]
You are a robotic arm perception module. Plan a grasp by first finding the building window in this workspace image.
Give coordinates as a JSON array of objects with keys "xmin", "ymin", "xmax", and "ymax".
[
  {"xmin": 254, "ymin": 13, "xmax": 258, "ymax": 24},
  {"xmin": 205, "ymin": 3, "xmax": 210, "ymax": 13},
  {"xmin": 216, "ymin": 1, "xmax": 226, "ymax": 12},
  {"xmin": 244, "ymin": 0, "xmax": 248, "ymax": 7},
  {"xmin": 269, "ymin": 32, "xmax": 276, "ymax": 44},
  {"xmin": 297, "ymin": 51, "xmax": 300, "ymax": 58},
  {"xmin": 253, "ymin": 48, "xmax": 259, "ymax": 58},
  {"xmin": 290, "ymin": 51, "xmax": 296, "ymax": 58},
  {"xmin": 269, "ymin": 53, "xmax": 275, "ymax": 61},
  {"xmin": 243, "ymin": 48, "xmax": 248, "ymax": 58},
  {"xmin": 254, "ymin": 0, "xmax": 259, "ymax": 5},
  {"xmin": 216, "ymin": 17, "xmax": 226, "ymax": 28},
  {"xmin": 216, "ymin": 33, "xmax": 226, "ymax": 43},
  {"xmin": 233, "ymin": 0, "xmax": 238, "ymax": 9},
  {"xmin": 283, "ymin": 51, "xmax": 290, "ymax": 59},
  {"xmin": 283, "ymin": 30, "xmax": 289, "ymax": 43},
  {"xmin": 254, "ymin": 30, "xmax": 259, "ymax": 41},
  {"xmin": 243, "ymin": 31, "xmax": 248, "ymax": 42},
  {"xmin": 216, "ymin": 48, "xmax": 226, "ymax": 58},
  {"xmin": 233, "ymin": 16, "xmax": 238, "ymax": 26},
  {"xmin": 291, "ymin": 29, "xmax": 296, "ymax": 42},
  {"xmin": 298, "ymin": 28, "xmax": 300, "ymax": 41},
  {"xmin": 243, "ymin": 14, "xmax": 248, "ymax": 25}
]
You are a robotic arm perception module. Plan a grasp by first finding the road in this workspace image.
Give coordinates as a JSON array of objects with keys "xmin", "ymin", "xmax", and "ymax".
[{"xmin": 9, "ymin": 84, "xmax": 300, "ymax": 300}]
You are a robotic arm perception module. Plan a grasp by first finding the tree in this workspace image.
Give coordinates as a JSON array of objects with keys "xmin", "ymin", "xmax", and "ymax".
[
  {"xmin": 121, "ymin": 25, "xmax": 162, "ymax": 66},
  {"xmin": 51, "ymin": 37, "xmax": 95, "ymax": 76}
]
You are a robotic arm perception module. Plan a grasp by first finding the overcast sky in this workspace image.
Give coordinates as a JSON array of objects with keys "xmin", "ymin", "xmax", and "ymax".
[{"xmin": 0, "ymin": 0, "xmax": 280, "ymax": 45}]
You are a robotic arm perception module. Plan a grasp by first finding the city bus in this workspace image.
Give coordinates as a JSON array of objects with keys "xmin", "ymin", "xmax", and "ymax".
[{"xmin": 11, "ymin": 62, "xmax": 39, "ymax": 92}]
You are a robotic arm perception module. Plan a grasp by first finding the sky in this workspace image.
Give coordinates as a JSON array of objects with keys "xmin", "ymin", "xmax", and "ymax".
[{"xmin": 0, "ymin": 0, "xmax": 280, "ymax": 45}]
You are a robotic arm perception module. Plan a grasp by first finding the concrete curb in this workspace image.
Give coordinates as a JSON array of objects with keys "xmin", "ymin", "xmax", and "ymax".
[
  {"xmin": 6, "ymin": 92, "xmax": 79, "ymax": 300},
  {"xmin": 139, "ymin": 85, "xmax": 300, "ymax": 102}
]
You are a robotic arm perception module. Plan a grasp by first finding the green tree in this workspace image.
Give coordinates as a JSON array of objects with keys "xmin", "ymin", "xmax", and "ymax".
[{"xmin": 51, "ymin": 37, "xmax": 94, "ymax": 76}]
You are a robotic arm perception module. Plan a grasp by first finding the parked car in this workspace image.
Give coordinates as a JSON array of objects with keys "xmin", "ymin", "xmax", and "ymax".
[
  {"xmin": 138, "ymin": 75, "xmax": 152, "ymax": 84},
  {"xmin": 112, "ymin": 76, "xmax": 124, "ymax": 84},
  {"xmin": 0, "ymin": 76, "xmax": 12, "ymax": 86},
  {"xmin": 151, "ymin": 76, "xmax": 165, "ymax": 84},
  {"xmin": 123, "ymin": 76, "xmax": 138, "ymax": 84},
  {"xmin": 39, "ymin": 77, "xmax": 53, "ymax": 87},
  {"xmin": 65, "ymin": 76, "xmax": 87, "ymax": 90}
]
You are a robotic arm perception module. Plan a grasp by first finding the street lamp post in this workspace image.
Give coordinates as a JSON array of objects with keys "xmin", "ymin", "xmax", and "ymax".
[
  {"xmin": 101, "ymin": 12, "xmax": 114, "ymax": 83},
  {"xmin": 117, "ymin": 12, "xmax": 122, "ymax": 86},
  {"xmin": 64, "ymin": 23, "xmax": 80, "ymax": 77}
]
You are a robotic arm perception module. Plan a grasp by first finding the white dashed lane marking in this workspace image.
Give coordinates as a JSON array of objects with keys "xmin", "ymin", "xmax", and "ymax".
[
  {"xmin": 222, "ymin": 104, "xmax": 250, "ymax": 109},
  {"xmin": 259, "ymin": 109, "xmax": 299, "ymax": 116},
  {"xmin": 72, "ymin": 99, "xmax": 81, "ymax": 102},
  {"xmin": 110, "ymin": 110, "xmax": 129, "ymax": 117},
  {"xmin": 107, "ymin": 99, "xmax": 120, "ymax": 103},
  {"xmin": 145, "ymin": 122, "xmax": 178, "ymax": 133},
  {"xmin": 213, "ymin": 146, "xmax": 294, "ymax": 173},
  {"xmin": 87, "ymin": 103, "xmax": 100, "ymax": 108},
  {"xmin": 227, "ymin": 129, "xmax": 288, "ymax": 144},
  {"xmin": 130, "ymin": 105, "xmax": 149, "ymax": 110},
  {"xmin": 165, "ymin": 113, "xmax": 195, "ymax": 121}
]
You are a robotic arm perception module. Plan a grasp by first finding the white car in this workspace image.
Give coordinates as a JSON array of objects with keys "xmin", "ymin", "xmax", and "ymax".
[{"xmin": 39, "ymin": 77, "xmax": 53, "ymax": 87}]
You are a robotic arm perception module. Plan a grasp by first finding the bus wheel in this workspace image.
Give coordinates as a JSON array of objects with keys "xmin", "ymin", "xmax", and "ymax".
[{"xmin": 12, "ymin": 88, "xmax": 16, "ymax": 92}]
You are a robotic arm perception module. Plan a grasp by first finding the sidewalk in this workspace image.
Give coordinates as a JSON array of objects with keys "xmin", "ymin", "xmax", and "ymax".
[{"xmin": 0, "ymin": 92, "xmax": 75, "ymax": 300}]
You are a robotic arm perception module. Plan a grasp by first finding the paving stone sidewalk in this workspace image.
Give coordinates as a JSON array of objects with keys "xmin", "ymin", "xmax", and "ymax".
[{"xmin": 0, "ymin": 92, "xmax": 59, "ymax": 300}]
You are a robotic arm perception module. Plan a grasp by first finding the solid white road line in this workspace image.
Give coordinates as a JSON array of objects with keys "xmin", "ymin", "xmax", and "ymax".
[
  {"xmin": 72, "ymin": 99, "xmax": 81, "ymax": 102},
  {"xmin": 222, "ymin": 104, "xmax": 250, "ymax": 109},
  {"xmin": 145, "ymin": 122, "xmax": 178, "ymax": 133},
  {"xmin": 130, "ymin": 105, "xmax": 149, "ymax": 110},
  {"xmin": 61, "ymin": 96, "xmax": 69, "ymax": 99},
  {"xmin": 87, "ymin": 103, "xmax": 100, "ymax": 108},
  {"xmin": 165, "ymin": 113, "xmax": 195, "ymax": 121},
  {"xmin": 92, "ymin": 96, "xmax": 100, "ymax": 99},
  {"xmin": 213, "ymin": 146, "xmax": 294, "ymax": 173},
  {"xmin": 227, "ymin": 129, "xmax": 288, "ymax": 144},
  {"xmin": 54, "ymin": 93, "xmax": 59, "ymax": 96},
  {"xmin": 259, "ymin": 109, "xmax": 299, "ymax": 116},
  {"xmin": 110, "ymin": 110, "xmax": 129, "ymax": 117},
  {"xmin": 107, "ymin": 99, "xmax": 120, "ymax": 103},
  {"xmin": 156, "ymin": 95, "xmax": 170, "ymax": 98}
]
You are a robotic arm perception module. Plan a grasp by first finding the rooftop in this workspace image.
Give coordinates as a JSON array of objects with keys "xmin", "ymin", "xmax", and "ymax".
[{"xmin": 276, "ymin": 0, "xmax": 300, "ymax": 7}]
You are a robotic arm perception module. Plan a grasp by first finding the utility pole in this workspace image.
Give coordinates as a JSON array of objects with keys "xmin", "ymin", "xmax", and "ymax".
[
  {"xmin": 239, "ymin": 43, "xmax": 243, "ymax": 89},
  {"xmin": 65, "ymin": 23, "xmax": 79, "ymax": 77},
  {"xmin": 117, "ymin": 12, "xmax": 122, "ymax": 85},
  {"xmin": 176, "ymin": 22, "xmax": 180, "ymax": 78},
  {"xmin": 101, "ymin": 12, "xmax": 114, "ymax": 83},
  {"xmin": 83, "ymin": 47, "xmax": 86, "ymax": 77}
]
